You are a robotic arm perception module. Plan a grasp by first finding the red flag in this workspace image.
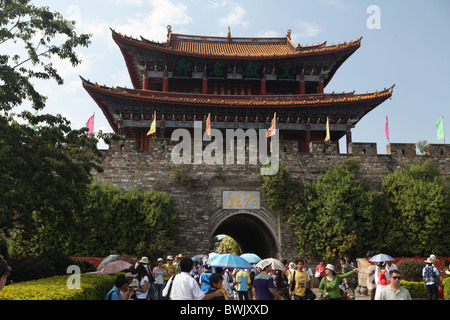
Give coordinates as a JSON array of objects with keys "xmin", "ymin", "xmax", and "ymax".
[
  {"xmin": 385, "ymin": 115, "xmax": 389, "ymax": 142},
  {"xmin": 206, "ymin": 113, "xmax": 211, "ymax": 136},
  {"xmin": 267, "ymin": 113, "xmax": 276, "ymax": 137},
  {"xmin": 86, "ymin": 113, "xmax": 94, "ymax": 135}
]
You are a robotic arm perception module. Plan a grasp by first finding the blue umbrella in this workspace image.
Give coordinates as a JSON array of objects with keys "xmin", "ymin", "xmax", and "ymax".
[
  {"xmin": 369, "ymin": 253, "xmax": 394, "ymax": 262},
  {"xmin": 206, "ymin": 254, "xmax": 252, "ymax": 269},
  {"xmin": 240, "ymin": 253, "xmax": 262, "ymax": 264}
]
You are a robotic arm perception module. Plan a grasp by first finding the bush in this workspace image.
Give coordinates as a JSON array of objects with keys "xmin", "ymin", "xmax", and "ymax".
[
  {"xmin": 7, "ymin": 251, "xmax": 81, "ymax": 284},
  {"xmin": 443, "ymin": 277, "xmax": 450, "ymax": 300},
  {"xmin": 400, "ymin": 280, "xmax": 427, "ymax": 298},
  {"xmin": 396, "ymin": 258, "xmax": 424, "ymax": 282},
  {"xmin": 0, "ymin": 273, "xmax": 117, "ymax": 300}
]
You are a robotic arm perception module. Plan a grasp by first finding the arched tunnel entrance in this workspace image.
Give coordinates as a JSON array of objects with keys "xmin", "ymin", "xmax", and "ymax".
[{"xmin": 209, "ymin": 208, "xmax": 278, "ymax": 259}]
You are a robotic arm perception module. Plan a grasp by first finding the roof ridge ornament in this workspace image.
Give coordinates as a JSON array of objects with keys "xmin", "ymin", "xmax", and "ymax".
[
  {"xmin": 227, "ymin": 26, "xmax": 231, "ymax": 42},
  {"xmin": 167, "ymin": 25, "xmax": 172, "ymax": 42}
]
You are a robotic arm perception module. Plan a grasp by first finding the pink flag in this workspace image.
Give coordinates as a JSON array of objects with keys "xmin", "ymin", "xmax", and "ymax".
[
  {"xmin": 86, "ymin": 113, "xmax": 94, "ymax": 135},
  {"xmin": 385, "ymin": 115, "xmax": 389, "ymax": 142}
]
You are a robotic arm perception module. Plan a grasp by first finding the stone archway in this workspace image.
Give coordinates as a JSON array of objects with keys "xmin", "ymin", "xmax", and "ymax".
[{"xmin": 209, "ymin": 208, "xmax": 278, "ymax": 259}]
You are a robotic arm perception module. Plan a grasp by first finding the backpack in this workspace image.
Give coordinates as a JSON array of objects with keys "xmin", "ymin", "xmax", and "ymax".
[{"xmin": 423, "ymin": 265, "xmax": 438, "ymax": 284}]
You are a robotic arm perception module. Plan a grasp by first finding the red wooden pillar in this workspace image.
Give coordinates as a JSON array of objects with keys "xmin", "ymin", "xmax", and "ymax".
[
  {"xmin": 163, "ymin": 70, "xmax": 169, "ymax": 92},
  {"xmin": 140, "ymin": 128, "xmax": 145, "ymax": 150},
  {"xmin": 202, "ymin": 73, "xmax": 208, "ymax": 94},
  {"xmin": 299, "ymin": 75, "xmax": 305, "ymax": 94},
  {"xmin": 260, "ymin": 75, "xmax": 266, "ymax": 95},
  {"xmin": 317, "ymin": 77, "xmax": 324, "ymax": 94},
  {"xmin": 143, "ymin": 73, "xmax": 149, "ymax": 90}
]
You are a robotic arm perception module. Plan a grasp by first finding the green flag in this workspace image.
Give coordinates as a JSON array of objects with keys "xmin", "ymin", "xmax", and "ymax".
[{"xmin": 435, "ymin": 117, "xmax": 444, "ymax": 140}]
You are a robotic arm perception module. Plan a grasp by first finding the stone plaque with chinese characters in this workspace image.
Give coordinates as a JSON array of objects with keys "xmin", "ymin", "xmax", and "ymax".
[{"xmin": 223, "ymin": 191, "xmax": 260, "ymax": 210}]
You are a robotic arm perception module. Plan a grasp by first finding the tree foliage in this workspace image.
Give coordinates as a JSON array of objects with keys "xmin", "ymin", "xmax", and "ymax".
[
  {"xmin": 286, "ymin": 158, "xmax": 385, "ymax": 260},
  {"xmin": 261, "ymin": 158, "xmax": 450, "ymax": 260},
  {"xmin": 0, "ymin": 112, "xmax": 103, "ymax": 239},
  {"xmin": 9, "ymin": 182, "xmax": 178, "ymax": 258},
  {"xmin": 381, "ymin": 160, "xmax": 450, "ymax": 256},
  {"xmin": 0, "ymin": 0, "xmax": 91, "ymax": 111}
]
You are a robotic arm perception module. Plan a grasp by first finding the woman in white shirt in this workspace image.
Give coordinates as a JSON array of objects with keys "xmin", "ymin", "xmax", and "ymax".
[{"xmin": 135, "ymin": 264, "xmax": 149, "ymax": 300}]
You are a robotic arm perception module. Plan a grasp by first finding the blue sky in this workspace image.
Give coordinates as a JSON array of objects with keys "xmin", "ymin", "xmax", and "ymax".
[{"xmin": 27, "ymin": 0, "xmax": 450, "ymax": 152}]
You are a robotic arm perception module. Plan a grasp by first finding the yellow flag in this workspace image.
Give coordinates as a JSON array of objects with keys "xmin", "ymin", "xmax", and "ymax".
[
  {"xmin": 324, "ymin": 117, "xmax": 330, "ymax": 141},
  {"xmin": 147, "ymin": 112, "xmax": 156, "ymax": 135}
]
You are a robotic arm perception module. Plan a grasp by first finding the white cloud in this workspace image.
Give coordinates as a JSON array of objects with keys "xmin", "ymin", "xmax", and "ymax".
[
  {"xmin": 115, "ymin": 0, "xmax": 193, "ymax": 40},
  {"xmin": 258, "ymin": 30, "xmax": 280, "ymax": 38},
  {"xmin": 219, "ymin": 5, "xmax": 246, "ymax": 27},
  {"xmin": 291, "ymin": 21, "xmax": 321, "ymax": 43},
  {"xmin": 115, "ymin": 0, "xmax": 144, "ymax": 5}
]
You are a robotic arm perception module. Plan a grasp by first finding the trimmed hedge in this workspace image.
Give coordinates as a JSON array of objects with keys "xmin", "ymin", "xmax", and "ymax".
[
  {"xmin": 443, "ymin": 277, "xmax": 450, "ymax": 300},
  {"xmin": 0, "ymin": 273, "xmax": 118, "ymax": 300},
  {"xmin": 400, "ymin": 280, "xmax": 427, "ymax": 298}
]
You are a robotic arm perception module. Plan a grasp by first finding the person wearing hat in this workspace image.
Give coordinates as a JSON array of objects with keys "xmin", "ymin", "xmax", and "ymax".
[
  {"xmin": 252, "ymin": 260, "xmax": 283, "ymax": 300},
  {"xmin": 423, "ymin": 257, "xmax": 441, "ymax": 300},
  {"xmin": 164, "ymin": 255, "xmax": 176, "ymax": 288},
  {"xmin": 175, "ymin": 254, "xmax": 184, "ymax": 274},
  {"xmin": 153, "ymin": 258, "xmax": 168, "ymax": 300},
  {"xmin": 318, "ymin": 264, "xmax": 359, "ymax": 300}
]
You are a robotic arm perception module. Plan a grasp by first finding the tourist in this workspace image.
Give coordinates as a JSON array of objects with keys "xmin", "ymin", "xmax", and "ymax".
[
  {"xmin": 174, "ymin": 253, "xmax": 184, "ymax": 274},
  {"xmin": 303, "ymin": 259, "xmax": 314, "ymax": 289},
  {"xmin": 163, "ymin": 255, "xmax": 176, "ymax": 288},
  {"xmin": 215, "ymin": 267, "xmax": 235, "ymax": 300},
  {"xmin": 374, "ymin": 262, "xmax": 388, "ymax": 300},
  {"xmin": 135, "ymin": 264, "xmax": 150, "ymax": 300},
  {"xmin": 423, "ymin": 257, "xmax": 441, "ymax": 300},
  {"xmin": 105, "ymin": 274, "xmax": 134, "ymax": 300},
  {"xmin": 153, "ymin": 258, "xmax": 167, "ymax": 300},
  {"xmin": 366, "ymin": 252, "xmax": 377, "ymax": 300},
  {"xmin": 0, "ymin": 255, "xmax": 11, "ymax": 291},
  {"xmin": 162, "ymin": 258, "xmax": 223, "ymax": 300},
  {"xmin": 206, "ymin": 273, "xmax": 227, "ymax": 300},
  {"xmin": 252, "ymin": 260, "xmax": 282, "ymax": 300},
  {"xmin": 318, "ymin": 264, "xmax": 359, "ymax": 300},
  {"xmin": 340, "ymin": 257, "xmax": 356, "ymax": 300},
  {"xmin": 315, "ymin": 261, "xmax": 325, "ymax": 291},
  {"xmin": 385, "ymin": 259, "xmax": 398, "ymax": 279},
  {"xmin": 274, "ymin": 269, "xmax": 289, "ymax": 300},
  {"xmin": 289, "ymin": 259, "xmax": 309, "ymax": 300},
  {"xmin": 200, "ymin": 264, "xmax": 213, "ymax": 292},
  {"xmin": 190, "ymin": 260, "xmax": 200, "ymax": 283},
  {"xmin": 379, "ymin": 270, "xmax": 411, "ymax": 300},
  {"xmin": 235, "ymin": 268, "xmax": 251, "ymax": 300}
]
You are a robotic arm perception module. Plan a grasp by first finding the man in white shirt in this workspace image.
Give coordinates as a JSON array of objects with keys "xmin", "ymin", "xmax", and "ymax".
[
  {"xmin": 379, "ymin": 270, "xmax": 411, "ymax": 300},
  {"xmin": 163, "ymin": 258, "xmax": 223, "ymax": 300}
]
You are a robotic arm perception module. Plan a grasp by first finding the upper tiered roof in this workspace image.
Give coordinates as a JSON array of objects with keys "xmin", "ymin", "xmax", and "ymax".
[{"xmin": 113, "ymin": 27, "xmax": 361, "ymax": 59}]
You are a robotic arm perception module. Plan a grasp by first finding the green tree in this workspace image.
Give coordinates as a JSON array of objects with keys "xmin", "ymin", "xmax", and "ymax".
[
  {"xmin": 0, "ymin": 1, "xmax": 105, "ymax": 243},
  {"xmin": 0, "ymin": 0, "xmax": 91, "ymax": 112},
  {"xmin": 287, "ymin": 158, "xmax": 384, "ymax": 260},
  {"xmin": 218, "ymin": 236, "xmax": 241, "ymax": 255},
  {"xmin": 0, "ymin": 112, "xmax": 102, "ymax": 241},
  {"xmin": 381, "ymin": 160, "xmax": 450, "ymax": 256}
]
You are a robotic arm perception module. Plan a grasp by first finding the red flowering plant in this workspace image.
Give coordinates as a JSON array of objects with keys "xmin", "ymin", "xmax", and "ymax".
[
  {"xmin": 70, "ymin": 257, "xmax": 104, "ymax": 271},
  {"xmin": 392, "ymin": 256, "xmax": 450, "ymax": 282}
]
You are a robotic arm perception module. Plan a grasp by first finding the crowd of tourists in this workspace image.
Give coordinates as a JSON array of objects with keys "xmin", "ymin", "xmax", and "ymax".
[
  {"xmin": 0, "ymin": 252, "xmax": 445, "ymax": 301},
  {"xmin": 103, "ymin": 253, "xmax": 448, "ymax": 301}
]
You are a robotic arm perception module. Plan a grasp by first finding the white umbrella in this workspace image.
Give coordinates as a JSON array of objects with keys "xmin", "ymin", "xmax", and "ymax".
[
  {"xmin": 256, "ymin": 258, "xmax": 286, "ymax": 271},
  {"xmin": 369, "ymin": 253, "xmax": 394, "ymax": 263}
]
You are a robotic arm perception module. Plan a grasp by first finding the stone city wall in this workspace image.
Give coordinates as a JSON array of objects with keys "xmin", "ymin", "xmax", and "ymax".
[{"xmin": 94, "ymin": 138, "xmax": 450, "ymax": 261}]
